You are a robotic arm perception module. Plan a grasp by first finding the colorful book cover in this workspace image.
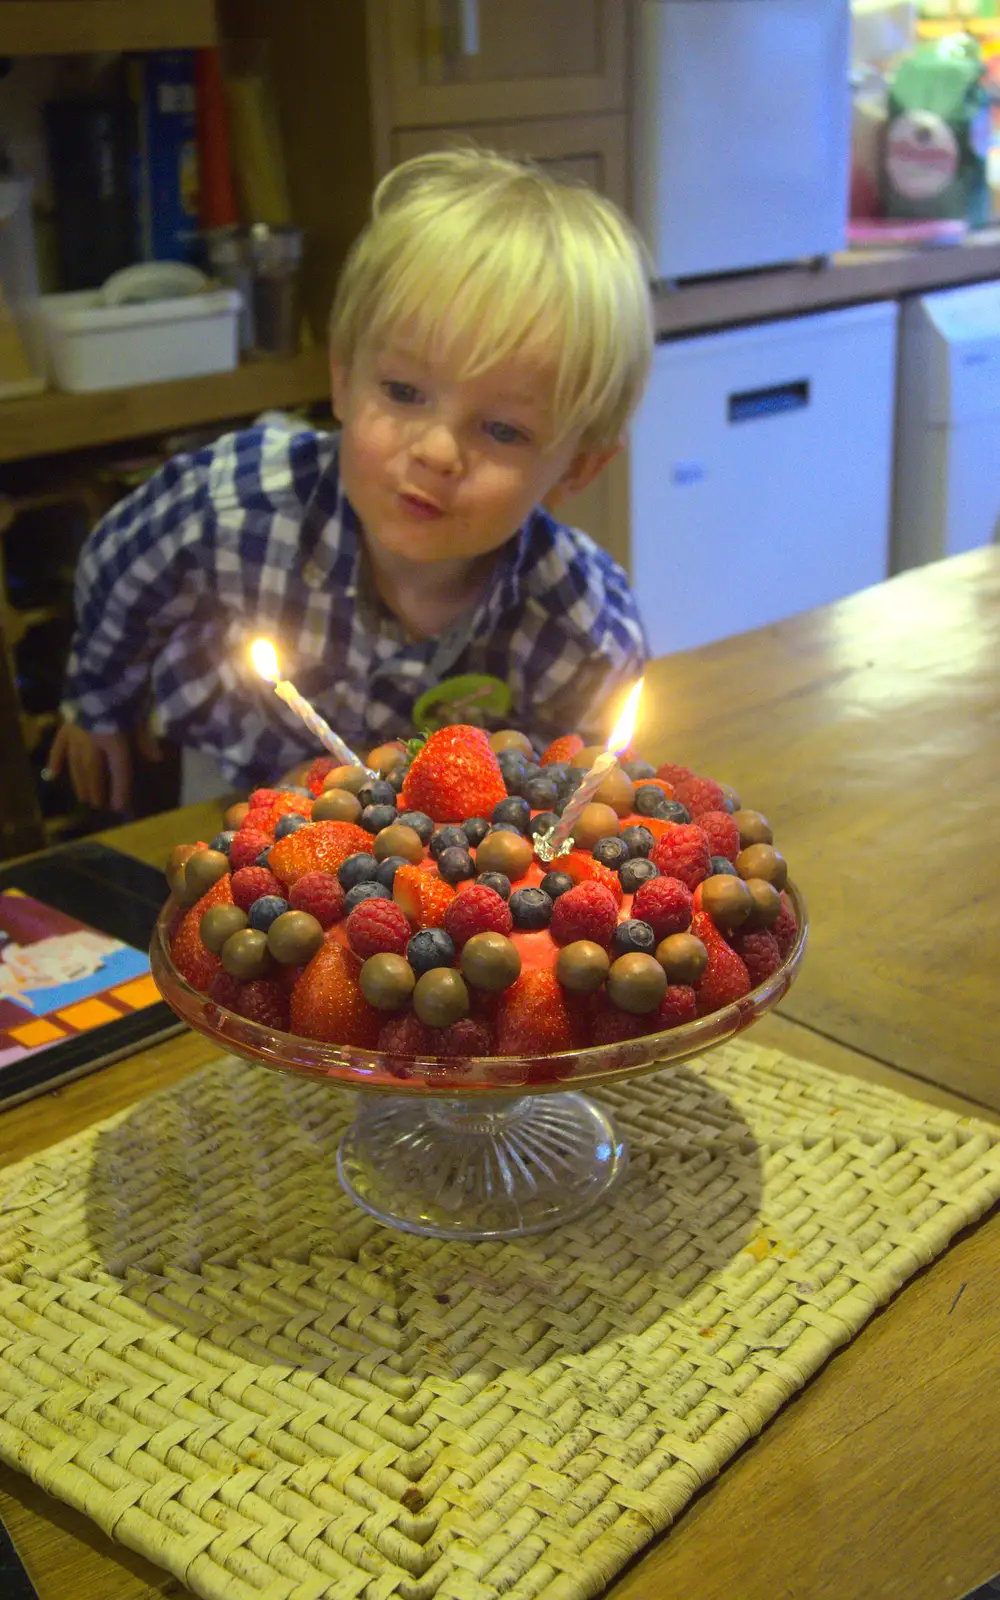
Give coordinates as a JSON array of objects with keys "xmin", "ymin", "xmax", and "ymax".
[{"xmin": 130, "ymin": 50, "xmax": 200, "ymax": 264}]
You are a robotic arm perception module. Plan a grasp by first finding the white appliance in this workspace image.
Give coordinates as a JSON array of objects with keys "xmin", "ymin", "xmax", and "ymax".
[
  {"xmin": 892, "ymin": 283, "xmax": 1000, "ymax": 573},
  {"xmin": 634, "ymin": 0, "xmax": 852, "ymax": 281},
  {"xmin": 630, "ymin": 302, "xmax": 898, "ymax": 656}
]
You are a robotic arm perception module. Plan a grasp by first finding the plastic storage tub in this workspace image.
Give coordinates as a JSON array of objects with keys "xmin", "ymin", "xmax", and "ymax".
[{"xmin": 37, "ymin": 288, "xmax": 242, "ymax": 392}]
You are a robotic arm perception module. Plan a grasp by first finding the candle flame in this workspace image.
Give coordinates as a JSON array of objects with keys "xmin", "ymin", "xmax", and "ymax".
[
  {"xmin": 250, "ymin": 637, "xmax": 280, "ymax": 683},
  {"xmin": 607, "ymin": 677, "xmax": 644, "ymax": 755}
]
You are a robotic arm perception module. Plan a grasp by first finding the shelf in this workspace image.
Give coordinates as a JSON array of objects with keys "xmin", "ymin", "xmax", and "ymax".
[
  {"xmin": 0, "ymin": 347, "xmax": 331, "ymax": 463},
  {"xmin": 0, "ymin": 0, "xmax": 216, "ymax": 55}
]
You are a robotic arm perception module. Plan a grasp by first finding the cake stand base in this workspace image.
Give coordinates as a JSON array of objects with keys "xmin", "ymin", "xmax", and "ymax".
[{"xmin": 337, "ymin": 1091, "xmax": 627, "ymax": 1240}]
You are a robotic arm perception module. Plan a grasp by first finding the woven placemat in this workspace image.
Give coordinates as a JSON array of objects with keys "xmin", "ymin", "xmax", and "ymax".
[{"xmin": 0, "ymin": 1043, "xmax": 998, "ymax": 1600}]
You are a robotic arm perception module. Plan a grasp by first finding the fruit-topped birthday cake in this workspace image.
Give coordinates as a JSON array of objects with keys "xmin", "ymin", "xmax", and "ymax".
[{"xmin": 164, "ymin": 724, "xmax": 799, "ymax": 1068}]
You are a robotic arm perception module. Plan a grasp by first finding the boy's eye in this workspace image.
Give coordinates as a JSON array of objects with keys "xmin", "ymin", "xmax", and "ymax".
[
  {"xmin": 383, "ymin": 380, "xmax": 422, "ymax": 404},
  {"xmin": 484, "ymin": 420, "xmax": 528, "ymax": 446}
]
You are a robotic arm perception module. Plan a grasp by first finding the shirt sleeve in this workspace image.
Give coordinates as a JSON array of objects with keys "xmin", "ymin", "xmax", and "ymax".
[{"xmin": 61, "ymin": 446, "xmax": 217, "ymax": 734}]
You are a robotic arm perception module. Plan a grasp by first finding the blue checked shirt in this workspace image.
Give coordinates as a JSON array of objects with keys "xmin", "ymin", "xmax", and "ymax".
[{"xmin": 63, "ymin": 426, "xmax": 648, "ymax": 789}]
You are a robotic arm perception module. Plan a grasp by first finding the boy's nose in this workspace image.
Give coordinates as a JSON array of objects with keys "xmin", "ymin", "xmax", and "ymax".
[{"xmin": 412, "ymin": 422, "xmax": 461, "ymax": 474}]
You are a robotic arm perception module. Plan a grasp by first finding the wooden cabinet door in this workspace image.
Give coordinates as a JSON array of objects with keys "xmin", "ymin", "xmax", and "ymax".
[
  {"xmin": 377, "ymin": 0, "xmax": 627, "ymax": 126},
  {"xmin": 390, "ymin": 112, "xmax": 629, "ymax": 208}
]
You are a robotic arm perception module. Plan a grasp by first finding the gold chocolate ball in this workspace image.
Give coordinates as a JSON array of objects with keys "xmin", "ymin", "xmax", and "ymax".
[
  {"xmin": 166, "ymin": 842, "xmax": 199, "ymax": 896},
  {"xmin": 656, "ymin": 932, "xmax": 708, "ymax": 986},
  {"xmin": 312, "ymin": 788, "xmax": 363, "ymax": 824},
  {"xmin": 373, "ymin": 823, "xmax": 424, "ymax": 864},
  {"xmin": 200, "ymin": 903, "xmax": 249, "ymax": 955},
  {"xmin": 367, "ymin": 742, "xmax": 408, "ymax": 774},
  {"xmin": 266, "ymin": 909, "xmax": 325, "ymax": 966},
  {"xmin": 571, "ymin": 744, "xmax": 605, "ymax": 769},
  {"xmin": 699, "ymin": 873, "xmax": 753, "ymax": 932},
  {"xmin": 183, "ymin": 848, "xmax": 230, "ymax": 902},
  {"xmin": 607, "ymin": 953, "xmax": 668, "ymax": 1014},
  {"xmin": 570, "ymin": 802, "xmax": 620, "ymax": 851},
  {"xmin": 731, "ymin": 808, "xmax": 773, "ymax": 848},
  {"xmin": 736, "ymin": 842, "xmax": 787, "ymax": 890},
  {"xmin": 556, "ymin": 940, "xmax": 610, "ymax": 994},
  {"xmin": 224, "ymin": 801, "xmax": 250, "ymax": 831},
  {"xmin": 489, "ymin": 729, "xmax": 534, "ymax": 757},
  {"xmin": 413, "ymin": 968, "xmax": 470, "ymax": 1028},
  {"xmin": 460, "ymin": 932, "xmax": 521, "ymax": 992},
  {"xmin": 220, "ymin": 928, "xmax": 272, "ymax": 980},
  {"xmin": 741, "ymin": 878, "xmax": 782, "ymax": 932},
  {"xmin": 322, "ymin": 764, "xmax": 368, "ymax": 795},
  {"xmin": 720, "ymin": 783, "xmax": 741, "ymax": 814},
  {"xmin": 474, "ymin": 829, "xmax": 533, "ymax": 881},
  {"xmin": 360, "ymin": 952, "xmax": 416, "ymax": 1011},
  {"xmin": 594, "ymin": 766, "xmax": 635, "ymax": 819}
]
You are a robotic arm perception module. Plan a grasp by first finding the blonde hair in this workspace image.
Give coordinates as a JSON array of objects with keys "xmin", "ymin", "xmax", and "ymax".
[{"xmin": 329, "ymin": 148, "xmax": 654, "ymax": 451}]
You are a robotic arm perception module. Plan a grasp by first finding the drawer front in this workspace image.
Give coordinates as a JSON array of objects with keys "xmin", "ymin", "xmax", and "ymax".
[{"xmin": 390, "ymin": 112, "xmax": 628, "ymax": 208}]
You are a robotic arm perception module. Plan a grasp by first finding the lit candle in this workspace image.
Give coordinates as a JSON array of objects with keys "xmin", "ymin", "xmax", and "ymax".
[
  {"xmin": 534, "ymin": 678, "xmax": 645, "ymax": 862},
  {"xmin": 250, "ymin": 638, "xmax": 373, "ymax": 773}
]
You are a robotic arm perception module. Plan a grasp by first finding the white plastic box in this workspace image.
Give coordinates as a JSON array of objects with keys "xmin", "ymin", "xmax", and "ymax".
[{"xmin": 37, "ymin": 288, "xmax": 242, "ymax": 392}]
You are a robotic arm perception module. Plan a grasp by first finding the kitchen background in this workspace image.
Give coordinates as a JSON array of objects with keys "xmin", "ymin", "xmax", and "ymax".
[{"xmin": 1, "ymin": 0, "xmax": 999, "ymax": 862}]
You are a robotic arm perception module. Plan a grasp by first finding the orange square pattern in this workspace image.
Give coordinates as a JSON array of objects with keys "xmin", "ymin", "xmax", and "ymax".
[
  {"xmin": 56, "ymin": 999, "xmax": 120, "ymax": 1031},
  {"xmin": 9, "ymin": 1018, "xmax": 66, "ymax": 1048},
  {"xmin": 110, "ymin": 975, "xmax": 160, "ymax": 1011}
]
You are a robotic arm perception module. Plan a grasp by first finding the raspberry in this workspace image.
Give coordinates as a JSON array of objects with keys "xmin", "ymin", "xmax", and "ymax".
[
  {"xmin": 289, "ymin": 942, "xmax": 380, "ymax": 1047},
  {"xmin": 496, "ymin": 970, "xmax": 580, "ymax": 1055},
  {"xmin": 697, "ymin": 810, "xmax": 741, "ymax": 862},
  {"xmin": 401, "ymin": 725, "xmax": 507, "ymax": 823},
  {"xmin": 257, "ymin": 790, "xmax": 314, "ymax": 835},
  {"xmin": 591, "ymin": 1005, "xmax": 648, "ymax": 1044},
  {"xmin": 440, "ymin": 1017, "xmax": 493, "ymax": 1057},
  {"xmin": 729, "ymin": 929, "xmax": 782, "ymax": 987},
  {"xmin": 288, "ymin": 870, "xmax": 345, "ymax": 927},
  {"xmin": 229, "ymin": 828, "xmax": 272, "ymax": 871},
  {"xmin": 654, "ymin": 985, "xmax": 698, "ymax": 1029},
  {"xmin": 549, "ymin": 850, "xmax": 623, "ymax": 906},
  {"xmin": 772, "ymin": 892, "xmax": 799, "ymax": 960},
  {"xmin": 208, "ymin": 971, "xmax": 244, "ymax": 1011},
  {"xmin": 392, "ymin": 864, "xmax": 456, "ymax": 929},
  {"xmin": 247, "ymin": 788, "xmax": 280, "ymax": 811},
  {"xmin": 304, "ymin": 756, "xmax": 337, "ymax": 795},
  {"xmin": 443, "ymin": 883, "xmax": 513, "ymax": 947},
  {"xmin": 377, "ymin": 1013, "xmax": 440, "ymax": 1057},
  {"xmin": 540, "ymin": 733, "xmax": 584, "ymax": 765},
  {"xmin": 550, "ymin": 881, "xmax": 618, "ymax": 947},
  {"xmin": 269, "ymin": 821, "xmax": 371, "ymax": 888},
  {"xmin": 230, "ymin": 978, "xmax": 290, "ymax": 1030},
  {"xmin": 673, "ymin": 775, "xmax": 728, "ymax": 819},
  {"xmin": 170, "ymin": 875, "xmax": 231, "ymax": 992},
  {"xmin": 231, "ymin": 865, "xmax": 283, "ymax": 911},
  {"xmin": 346, "ymin": 898, "xmax": 412, "ymax": 959},
  {"xmin": 656, "ymin": 763, "xmax": 694, "ymax": 788},
  {"xmin": 650, "ymin": 824, "xmax": 713, "ymax": 891},
  {"xmin": 690, "ymin": 910, "xmax": 751, "ymax": 1017},
  {"xmin": 632, "ymin": 875, "xmax": 693, "ymax": 939}
]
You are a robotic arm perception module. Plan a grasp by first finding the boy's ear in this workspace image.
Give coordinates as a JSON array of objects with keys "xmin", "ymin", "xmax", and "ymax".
[
  {"xmin": 329, "ymin": 357, "xmax": 349, "ymax": 421},
  {"xmin": 547, "ymin": 441, "xmax": 622, "ymax": 508}
]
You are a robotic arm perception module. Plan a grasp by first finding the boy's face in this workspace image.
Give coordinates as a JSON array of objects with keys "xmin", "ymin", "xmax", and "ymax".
[{"xmin": 330, "ymin": 337, "xmax": 612, "ymax": 570}]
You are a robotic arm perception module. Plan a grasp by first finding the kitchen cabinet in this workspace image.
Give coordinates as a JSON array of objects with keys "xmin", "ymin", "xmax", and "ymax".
[{"xmin": 391, "ymin": 111, "xmax": 628, "ymax": 208}]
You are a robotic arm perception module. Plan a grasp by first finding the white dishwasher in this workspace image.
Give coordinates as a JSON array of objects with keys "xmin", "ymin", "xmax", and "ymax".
[{"xmin": 630, "ymin": 302, "xmax": 899, "ymax": 656}]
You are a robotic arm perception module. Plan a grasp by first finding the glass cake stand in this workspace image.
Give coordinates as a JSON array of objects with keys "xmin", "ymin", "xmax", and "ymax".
[{"xmin": 151, "ymin": 884, "xmax": 807, "ymax": 1241}]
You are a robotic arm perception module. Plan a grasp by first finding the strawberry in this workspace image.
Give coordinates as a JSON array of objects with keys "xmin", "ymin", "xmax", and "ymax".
[
  {"xmin": 690, "ymin": 910, "xmax": 751, "ymax": 1017},
  {"xmin": 393, "ymin": 864, "xmax": 456, "ymax": 929},
  {"xmin": 256, "ymin": 790, "xmax": 314, "ymax": 835},
  {"xmin": 540, "ymin": 733, "xmax": 584, "ymax": 765},
  {"xmin": 170, "ymin": 875, "xmax": 231, "ymax": 992},
  {"xmin": 400, "ymin": 725, "xmax": 507, "ymax": 823},
  {"xmin": 549, "ymin": 849, "xmax": 623, "ymax": 906},
  {"xmin": 496, "ymin": 970, "xmax": 582, "ymax": 1056},
  {"xmin": 289, "ymin": 942, "xmax": 380, "ymax": 1047},
  {"xmin": 269, "ymin": 821, "xmax": 371, "ymax": 888}
]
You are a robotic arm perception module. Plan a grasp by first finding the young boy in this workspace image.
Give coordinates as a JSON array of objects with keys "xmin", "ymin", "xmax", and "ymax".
[{"xmin": 51, "ymin": 148, "xmax": 654, "ymax": 811}]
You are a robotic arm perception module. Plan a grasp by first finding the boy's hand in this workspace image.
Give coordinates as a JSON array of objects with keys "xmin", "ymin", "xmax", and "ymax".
[{"xmin": 48, "ymin": 723, "xmax": 134, "ymax": 813}]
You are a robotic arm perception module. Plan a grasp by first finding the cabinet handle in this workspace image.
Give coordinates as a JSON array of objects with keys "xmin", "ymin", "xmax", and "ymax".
[
  {"xmin": 460, "ymin": 0, "xmax": 479, "ymax": 54},
  {"xmin": 442, "ymin": 0, "xmax": 480, "ymax": 61},
  {"xmin": 728, "ymin": 380, "xmax": 810, "ymax": 423}
]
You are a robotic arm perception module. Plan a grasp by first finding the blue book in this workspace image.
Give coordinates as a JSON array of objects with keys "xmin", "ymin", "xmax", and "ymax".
[{"xmin": 130, "ymin": 50, "xmax": 200, "ymax": 264}]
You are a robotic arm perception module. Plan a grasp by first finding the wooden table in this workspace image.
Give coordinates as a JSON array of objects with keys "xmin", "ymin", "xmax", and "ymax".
[{"xmin": 1, "ymin": 547, "xmax": 998, "ymax": 1600}]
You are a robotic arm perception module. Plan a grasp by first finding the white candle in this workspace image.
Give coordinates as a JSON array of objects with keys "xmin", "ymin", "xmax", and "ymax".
[
  {"xmin": 251, "ymin": 638, "xmax": 373, "ymax": 774},
  {"xmin": 534, "ymin": 678, "xmax": 645, "ymax": 862}
]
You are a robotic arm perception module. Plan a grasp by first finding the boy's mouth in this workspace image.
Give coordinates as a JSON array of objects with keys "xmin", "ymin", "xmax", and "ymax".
[{"xmin": 399, "ymin": 489, "xmax": 445, "ymax": 521}]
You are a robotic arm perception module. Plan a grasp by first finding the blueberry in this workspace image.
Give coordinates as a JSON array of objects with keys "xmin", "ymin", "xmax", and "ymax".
[
  {"xmin": 509, "ymin": 887, "xmax": 553, "ymax": 930},
  {"xmin": 361, "ymin": 803, "xmax": 398, "ymax": 834},
  {"xmin": 255, "ymin": 848, "xmax": 272, "ymax": 868},
  {"xmin": 621, "ymin": 824, "xmax": 655, "ymax": 859},
  {"xmin": 462, "ymin": 815, "xmax": 491, "ymax": 847},
  {"xmin": 339, "ymin": 852, "xmax": 379, "ymax": 890},
  {"xmin": 285, "ymin": 785, "xmax": 313, "ymax": 797},
  {"xmin": 398, "ymin": 810, "xmax": 434, "ymax": 844},
  {"xmin": 476, "ymin": 870, "xmax": 511, "ymax": 900},
  {"xmin": 543, "ymin": 762, "xmax": 571, "ymax": 784},
  {"xmin": 661, "ymin": 800, "xmax": 691, "ymax": 825},
  {"xmin": 274, "ymin": 812, "xmax": 309, "ymax": 840},
  {"xmin": 209, "ymin": 830, "xmax": 236, "ymax": 855},
  {"xmin": 344, "ymin": 880, "xmax": 393, "ymax": 914},
  {"xmin": 407, "ymin": 927, "xmax": 456, "ymax": 975},
  {"xmin": 619, "ymin": 857, "xmax": 659, "ymax": 894},
  {"xmin": 358, "ymin": 779, "xmax": 397, "ymax": 809},
  {"xmin": 514, "ymin": 762, "xmax": 542, "ymax": 795},
  {"xmin": 491, "ymin": 823, "xmax": 525, "ymax": 836},
  {"xmin": 526, "ymin": 810, "xmax": 560, "ymax": 840},
  {"xmin": 429, "ymin": 825, "xmax": 467, "ymax": 860},
  {"xmin": 497, "ymin": 750, "xmax": 527, "ymax": 792},
  {"xmin": 387, "ymin": 766, "xmax": 407, "ymax": 794},
  {"xmin": 539, "ymin": 870, "xmax": 574, "ymax": 900},
  {"xmin": 248, "ymin": 894, "xmax": 290, "ymax": 932},
  {"xmin": 592, "ymin": 835, "xmax": 628, "ymax": 870},
  {"xmin": 635, "ymin": 786, "xmax": 673, "ymax": 819},
  {"xmin": 437, "ymin": 845, "xmax": 475, "ymax": 885},
  {"xmin": 612, "ymin": 918, "xmax": 657, "ymax": 957},
  {"xmin": 375, "ymin": 854, "xmax": 409, "ymax": 889},
  {"xmin": 622, "ymin": 759, "xmax": 656, "ymax": 781},
  {"xmin": 710, "ymin": 855, "xmax": 740, "ymax": 876},
  {"xmin": 492, "ymin": 796, "xmax": 530, "ymax": 832},
  {"xmin": 524, "ymin": 777, "xmax": 559, "ymax": 811}
]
